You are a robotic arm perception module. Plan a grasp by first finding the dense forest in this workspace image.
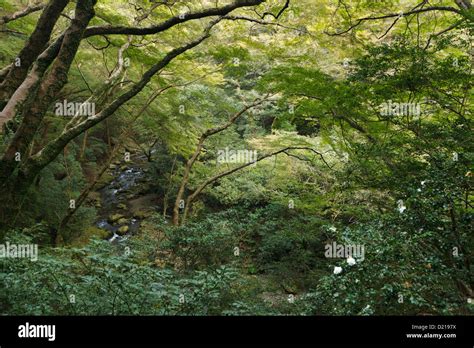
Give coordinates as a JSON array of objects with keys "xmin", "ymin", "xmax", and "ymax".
[{"xmin": 0, "ymin": 0, "xmax": 472, "ymax": 316}]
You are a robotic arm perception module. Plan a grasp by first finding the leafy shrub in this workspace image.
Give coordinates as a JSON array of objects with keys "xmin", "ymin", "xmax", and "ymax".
[{"xmin": 0, "ymin": 233, "xmax": 247, "ymax": 315}]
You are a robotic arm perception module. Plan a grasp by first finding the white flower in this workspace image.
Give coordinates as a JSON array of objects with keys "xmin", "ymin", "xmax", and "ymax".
[
  {"xmin": 328, "ymin": 226, "xmax": 337, "ymax": 232},
  {"xmin": 333, "ymin": 266, "xmax": 342, "ymax": 275},
  {"xmin": 347, "ymin": 256, "xmax": 356, "ymax": 266},
  {"xmin": 421, "ymin": 180, "xmax": 426, "ymax": 186},
  {"xmin": 397, "ymin": 200, "xmax": 406, "ymax": 213},
  {"xmin": 468, "ymin": 298, "xmax": 472, "ymax": 304},
  {"xmin": 417, "ymin": 188, "xmax": 421, "ymax": 192}
]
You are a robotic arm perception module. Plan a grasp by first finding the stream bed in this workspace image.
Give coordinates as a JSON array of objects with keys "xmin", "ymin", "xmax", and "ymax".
[{"xmin": 95, "ymin": 165, "xmax": 146, "ymax": 242}]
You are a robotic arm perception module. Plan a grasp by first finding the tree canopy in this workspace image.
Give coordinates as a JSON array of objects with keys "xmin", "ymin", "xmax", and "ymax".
[{"xmin": 0, "ymin": 0, "xmax": 472, "ymax": 316}]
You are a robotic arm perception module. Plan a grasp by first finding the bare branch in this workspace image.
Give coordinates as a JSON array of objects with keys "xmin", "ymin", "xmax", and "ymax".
[
  {"xmin": 0, "ymin": 3, "xmax": 46, "ymax": 25},
  {"xmin": 181, "ymin": 146, "xmax": 332, "ymax": 224},
  {"xmin": 223, "ymin": 15, "xmax": 308, "ymax": 34},
  {"xmin": 424, "ymin": 18, "xmax": 467, "ymax": 49},
  {"xmin": 256, "ymin": 0, "xmax": 290, "ymax": 20},
  {"xmin": 326, "ymin": 6, "xmax": 463, "ymax": 36},
  {"xmin": 82, "ymin": 0, "xmax": 265, "ymax": 38}
]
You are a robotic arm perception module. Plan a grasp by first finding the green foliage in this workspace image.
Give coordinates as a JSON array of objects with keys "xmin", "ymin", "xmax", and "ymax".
[
  {"xmin": 13, "ymin": 148, "xmax": 97, "ymax": 243},
  {"xmin": 0, "ymin": 233, "xmax": 251, "ymax": 315},
  {"xmin": 0, "ymin": 0, "xmax": 471, "ymax": 317},
  {"xmin": 159, "ymin": 213, "xmax": 241, "ymax": 270}
]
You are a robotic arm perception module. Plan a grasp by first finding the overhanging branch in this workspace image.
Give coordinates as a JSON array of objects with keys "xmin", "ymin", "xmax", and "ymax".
[
  {"xmin": 0, "ymin": 3, "xmax": 46, "ymax": 25},
  {"xmin": 326, "ymin": 6, "xmax": 463, "ymax": 36},
  {"xmin": 23, "ymin": 20, "xmax": 222, "ymax": 178},
  {"xmin": 82, "ymin": 0, "xmax": 265, "ymax": 38},
  {"xmin": 181, "ymin": 145, "xmax": 333, "ymax": 224}
]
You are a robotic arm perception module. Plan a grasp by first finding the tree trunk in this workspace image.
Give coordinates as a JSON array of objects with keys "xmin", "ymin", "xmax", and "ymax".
[
  {"xmin": 0, "ymin": 0, "xmax": 97, "ymax": 185},
  {"xmin": 0, "ymin": 0, "xmax": 69, "ymax": 107}
]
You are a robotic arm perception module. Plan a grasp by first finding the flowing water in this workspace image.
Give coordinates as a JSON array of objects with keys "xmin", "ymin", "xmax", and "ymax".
[{"xmin": 95, "ymin": 166, "xmax": 145, "ymax": 242}]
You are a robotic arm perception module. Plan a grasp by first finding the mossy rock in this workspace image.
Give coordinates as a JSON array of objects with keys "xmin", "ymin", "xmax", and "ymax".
[
  {"xmin": 117, "ymin": 225, "xmax": 129, "ymax": 235},
  {"xmin": 71, "ymin": 226, "xmax": 111, "ymax": 246},
  {"xmin": 108, "ymin": 213, "xmax": 124, "ymax": 223},
  {"xmin": 96, "ymin": 171, "xmax": 114, "ymax": 189},
  {"xmin": 133, "ymin": 210, "xmax": 151, "ymax": 219},
  {"xmin": 117, "ymin": 217, "xmax": 128, "ymax": 225}
]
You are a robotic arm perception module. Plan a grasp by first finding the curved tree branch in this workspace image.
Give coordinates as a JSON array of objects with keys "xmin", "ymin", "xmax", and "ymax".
[
  {"xmin": 256, "ymin": 0, "xmax": 290, "ymax": 20},
  {"xmin": 21, "ymin": 20, "xmax": 222, "ymax": 181},
  {"xmin": 82, "ymin": 0, "xmax": 265, "ymax": 38},
  {"xmin": 326, "ymin": 6, "xmax": 463, "ymax": 36},
  {"xmin": 181, "ymin": 146, "xmax": 332, "ymax": 224},
  {"xmin": 0, "ymin": 3, "xmax": 46, "ymax": 25},
  {"xmin": 173, "ymin": 97, "xmax": 268, "ymax": 225}
]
